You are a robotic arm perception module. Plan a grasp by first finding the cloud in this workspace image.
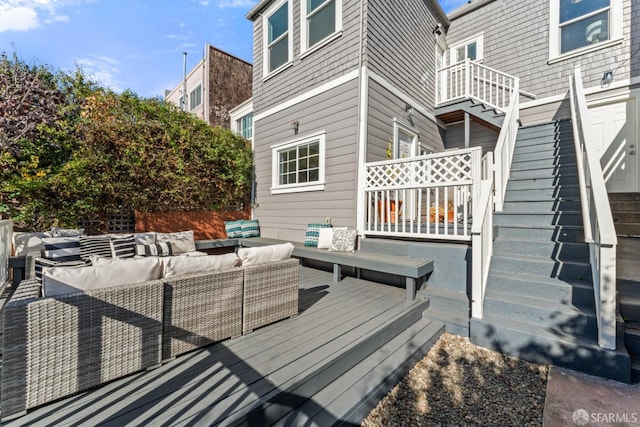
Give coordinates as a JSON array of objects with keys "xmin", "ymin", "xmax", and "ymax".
[
  {"xmin": 0, "ymin": 5, "xmax": 39, "ymax": 31},
  {"xmin": 217, "ymin": 0, "xmax": 256, "ymax": 9},
  {"xmin": 76, "ymin": 55, "xmax": 125, "ymax": 92},
  {"xmin": 0, "ymin": 0, "xmax": 89, "ymax": 32}
]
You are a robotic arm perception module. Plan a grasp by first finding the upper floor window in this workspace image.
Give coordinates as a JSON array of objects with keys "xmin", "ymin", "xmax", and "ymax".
[
  {"xmin": 301, "ymin": 0, "xmax": 342, "ymax": 54},
  {"xmin": 550, "ymin": 0, "xmax": 622, "ymax": 59},
  {"xmin": 189, "ymin": 84, "xmax": 202, "ymax": 111},
  {"xmin": 263, "ymin": 0, "xmax": 292, "ymax": 76},
  {"xmin": 450, "ymin": 34, "xmax": 483, "ymax": 64},
  {"xmin": 237, "ymin": 113, "xmax": 253, "ymax": 140}
]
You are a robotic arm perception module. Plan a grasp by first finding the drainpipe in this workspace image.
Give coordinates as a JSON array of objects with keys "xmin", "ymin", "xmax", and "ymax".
[
  {"xmin": 355, "ymin": 0, "xmax": 367, "ymax": 234},
  {"xmin": 182, "ymin": 52, "xmax": 188, "ymax": 111}
]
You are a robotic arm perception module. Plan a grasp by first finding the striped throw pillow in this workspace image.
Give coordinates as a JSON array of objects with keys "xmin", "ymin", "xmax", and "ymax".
[
  {"xmin": 111, "ymin": 235, "xmax": 136, "ymax": 258},
  {"xmin": 224, "ymin": 220, "xmax": 243, "ymax": 238},
  {"xmin": 135, "ymin": 242, "xmax": 173, "ymax": 257},
  {"xmin": 241, "ymin": 219, "xmax": 260, "ymax": 238},
  {"xmin": 304, "ymin": 223, "xmax": 332, "ymax": 247},
  {"xmin": 79, "ymin": 235, "xmax": 113, "ymax": 261},
  {"xmin": 42, "ymin": 237, "xmax": 82, "ymax": 262},
  {"xmin": 34, "ymin": 257, "xmax": 88, "ymax": 280}
]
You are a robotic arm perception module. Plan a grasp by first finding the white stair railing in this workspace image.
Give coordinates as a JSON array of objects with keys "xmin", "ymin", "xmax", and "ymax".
[
  {"xmin": 569, "ymin": 66, "xmax": 618, "ymax": 350},
  {"xmin": 437, "ymin": 59, "xmax": 518, "ymax": 113},
  {"xmin": 493, "ymin": 78, "xmax": 520, "ymax": 211}
]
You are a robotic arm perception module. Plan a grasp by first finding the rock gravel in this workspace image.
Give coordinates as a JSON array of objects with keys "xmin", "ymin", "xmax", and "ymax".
[{"xmin": 362, "ymin": 332, "xmax": 549, "ymax": 427}]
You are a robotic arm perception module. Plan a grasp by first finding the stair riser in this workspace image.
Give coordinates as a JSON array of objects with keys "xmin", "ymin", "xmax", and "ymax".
[
  {"xmin": 625, "ymin": 330, "xmax": 640, "ymax": 356},
  {"xmin": 502, "ymin": 200, "xmax": 583, "ymax": 213},
  {"xmin": 512, "ymin": 157, "xmax": 578, "ymax": 170},
  {"xmin": 518, "ymin": 126, "xmax": 573, "ymax": 139},
  {"xmin": 510, "ymin": 166, "xmax": 579, "ymax": 180},
  {"xmin": 612, "ymin": 213, "xmax": 640, "ymax": 224},
  {"xmin": 493, "ymin": 239, "xmax": 589, "ymax": 261},
  {"xmin": 487, "ymin": 274, "xmax": 594, "ymax": 306},
  {"xmin": 469, "ymin": 319, "xmax": 631, "ymax": 383},
  {"xmin": 514, "ymin": 139, "xmax": 574, "ymax": 154},
  {"xmin": 512, "ymin": 150, "xmax": 576, "ymax": 163},
  {"xmin": 483, "ymin": 297, "xmax": 597, "ymax": 336},
  {"xmin": 620, "ymin": 299, "xmax": 640, "ymax": 321},
  {"xmin": 495, "ymin": 225, "xmax": 584, "ymax": 243},
  {"xmin": 504, "ymin": 187, "xmax": 581, "ymax": 201},
  {"xmin": 494, "ymin": 212, "xmax": 583, "ymax": 227},
  {"xmin": 491, "ymin": 256, "xmax": 592, "ymax": 281},
  {"xmin": 609, "ymin": 201, "xmax": 640, "ymax": 212},
  {"xmin": 507, "ymin": 176, "xmax": 579, "ymax": 190}
]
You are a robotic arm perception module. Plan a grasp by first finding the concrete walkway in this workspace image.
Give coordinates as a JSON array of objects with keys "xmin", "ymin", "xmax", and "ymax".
[{"xmin": 543, "ymin": 366, "xmax": 640, "ymax": 426}]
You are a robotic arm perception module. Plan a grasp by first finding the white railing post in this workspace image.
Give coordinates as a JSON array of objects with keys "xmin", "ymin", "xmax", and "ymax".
[
  {"xmin": 471, "ymin": 178, "xmax": 494, "ymax": 319},
  {"xmin": 464, "ymin": 58, "xmax": 471, "ymax": 99}
]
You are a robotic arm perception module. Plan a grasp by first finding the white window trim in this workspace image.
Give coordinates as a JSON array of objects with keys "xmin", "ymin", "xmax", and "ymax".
[
  {"xmin": 300, "ymin": 0, "xmax": 343, "ymax": 57},
  {"xmin": 392, "ymin": 119, "xmax": 419, "ymax": 159},
  {"xmin": 271, "ymin": 130, "xmax": 326, "ymax": 194},
  {"xmin": 450, "ymin": 33, "xmax": 484, "ymax": 64},
  {"xmin": 548, "ymin": 0, "xmax": 623, "ymax": 62},
  {"xmin": 189, "ymin": 83, "xmax": 202, "ymax": 111},
  {"xmin": 262, "ymin": 0, "xmax": 294, "ymax": 80}
]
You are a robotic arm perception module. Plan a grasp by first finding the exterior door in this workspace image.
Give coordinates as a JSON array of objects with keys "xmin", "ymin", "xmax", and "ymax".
[
  {"xmin": 589, "ymin": 97, "xmax": 639, "ymax": 193},
  {"xmin": 436, "ymin": 36, "xmax": 447, "ymax": 104}
]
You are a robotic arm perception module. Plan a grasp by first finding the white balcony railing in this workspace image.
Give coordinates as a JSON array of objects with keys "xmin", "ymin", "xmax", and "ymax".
[
  {"xmin": 437, "ymin": 59, "xmax": 518, "ymax": 113},
  {"xmin": 569, "ymin": 66, "xmax": 617, "ymax": 350},
  {"xmin": 364, "ymin": 147, "xmax": 482, "ymax": 241}
]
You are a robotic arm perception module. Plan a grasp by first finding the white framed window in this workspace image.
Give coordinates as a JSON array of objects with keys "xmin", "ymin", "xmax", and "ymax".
[
  {"xmin": 263, "ymin": 0, "xmax": 293, "ymax": 77},
  {"xmin": 450, "ymin": 34, "xmax": 483, "ymax": 64},
  {"xmin": 300, "ymin": 0, "xmax": 342, "ymax": 55},
  {"xmin": 271, "ymin": 131, "xmax": 326, "ymax": 194},
  {"xmin": 393, "ymin": 120, "xmax": 419, "ymax": 159},
  {"xmin": 237, "ymin": 113, "xmax": 253, "ymax": 140},
  {"xmin": 189, "ymin": 84, "xmax": 202, "ymax": 111},
  {"xmin": 549, "ymin": 0, "xmax": 622, "ymax": 60}
]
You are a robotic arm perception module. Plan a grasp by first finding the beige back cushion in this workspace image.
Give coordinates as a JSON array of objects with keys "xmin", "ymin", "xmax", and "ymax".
[
  {"xmin": 156, "ymin": 230, "xmax": 196, "ymax": 254},
  {"xmin": 163, "ymin": 253, "xmax": 241, "ymax": 278},
  {"xmin": 237, "ymin": 243, "xmax": 294, "ymax": 266}
]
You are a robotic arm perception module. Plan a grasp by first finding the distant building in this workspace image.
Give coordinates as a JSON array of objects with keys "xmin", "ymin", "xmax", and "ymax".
[{"xmin": 165, "ymin": 44, "xmax": 252, "ymax": 128}]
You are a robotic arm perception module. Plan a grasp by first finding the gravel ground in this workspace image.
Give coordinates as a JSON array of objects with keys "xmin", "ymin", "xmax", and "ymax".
[{"xmin": 362, "ymin": 333, "xmax": 549, "ymax": 427}]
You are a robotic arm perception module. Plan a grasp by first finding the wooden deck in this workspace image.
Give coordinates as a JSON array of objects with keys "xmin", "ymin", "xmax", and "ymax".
[{"xmin": 4, "ymin": 266, "xmax": 444, "ymax": 426}]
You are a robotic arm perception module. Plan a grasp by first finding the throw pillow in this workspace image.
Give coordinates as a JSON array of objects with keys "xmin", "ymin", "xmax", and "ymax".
[
  {"xmin": 110, "ymin": 234, "xmax": 136, "ymax": 258},
  {"xmin": 12, "ymin": 231, "xmax": 50, "ymax": 257},
  {"xmin": 304, "ymin": 224, "xmax": 332, "ymax": 247},
  {"xmin": 79, "ymin": 235, "xmax": 113, "ymax": 261},
  {"xmin": 133, "ymin": 232, "xmax": 156, "ymax": 245},
  {"xmin": 241, "ymin": 219, "xmax": 260, "ymax": 238},
  {"xmin": 50, "ymin": 227, "xmax": 85, "ymax": 237},
  {"xmin": 156, "ymin": 230, "xmax": 196, "ymax": 254},
  {"xmin": 163, "ymin": 253, "xmax": 242, "ymax": 278},
  {"xmin": 42, "ymin": 237, "xmax": 82, "ymax": 262},
  {"xmin": 237, "ymin": 242, "xmax": 294, "ymax": 266},
  {"xmin": 317, "ymin": 227, "xmax": 336, "ymax": 249},
  {"xmin": 135, "ymin": 242, "xmax": 173, "ymax": 257},
  {"xmin": 34, "ymin": 257, "xmax": 88, "ymax": 280},
  {"xmin": 329, "ymin": 229, "xmax": 357, "ymax": 252},
  {"xmin": 224, "ymin": 220, "xmax": 243, "ymax": 238}
]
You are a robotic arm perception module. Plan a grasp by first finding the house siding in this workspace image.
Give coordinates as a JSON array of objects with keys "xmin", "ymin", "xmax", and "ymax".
[
  {"xmin": 251, "ymin": 0, "xmax": 362, "ymax": 114},
  {"xmin": 366, "ymin": 78, "xmax": 445, "ymax": 163},
  {"xmin": 366, "ymin": 0, "xmax": 443, "ymax": 112},
  {"xmin": 252, "ymin": 78, "xmax": 360, "ymax": 241},
  {"xmin": 446, "ymin": 0, "xmax": 638, "ymax": 101},
  {"xmin": 445, "ymin": 120, "xmax": 499, "ymax": 152}
]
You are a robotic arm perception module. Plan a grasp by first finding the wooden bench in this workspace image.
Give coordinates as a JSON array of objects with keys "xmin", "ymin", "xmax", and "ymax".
[{"xmin": 239, "ymin": 237, "xmax": 434, "ymax": 301}]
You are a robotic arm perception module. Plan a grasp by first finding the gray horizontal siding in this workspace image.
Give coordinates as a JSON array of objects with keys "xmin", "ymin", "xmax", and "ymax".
[
  {"xmin": 366, "ymin": 0, "xmax": 442, "ymax": 112},
  {"xmin": 252, "ymin": 0, "xmax": 362, "ymax": 113},
  {"xmin": 253, "ymin": 78, "xmax": 360, "ymax": 241},
  {"xmin": 366, "ymin": 78, "xmax": 445, "ymax": 163},
  {"xmin": 446, "ymin": 0, "xmax": 638, "ymax": 101},
  {"xmin": 444, "ymin": 120, "xmax": 499, "ymax": 152}
]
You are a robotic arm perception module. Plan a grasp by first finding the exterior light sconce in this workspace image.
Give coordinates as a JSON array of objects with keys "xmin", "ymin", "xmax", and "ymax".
[
  {"xmin": 432, "ymin": 23, "xmax": 442, "ymax": 35},
  {"xmin": 602, "ymin": 70, "xmax": 614, "ymax": 86},
  {"xmin": 405, "ymin": 104, "xmax": 414, "ymax": 119},
  {"xmin": 292, "ymin": 120, "xmax": 299, "ymax": 135}
]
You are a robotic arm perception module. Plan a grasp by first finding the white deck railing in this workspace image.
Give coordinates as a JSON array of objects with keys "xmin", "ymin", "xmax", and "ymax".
[
  {"xmin": 493, "ymin": 78, "xmax": 520, "ymax": 211},
  {"xmin": 569, "ymin": 66, "xmax": 618, "ymax": 350},
  {"xmin": 437, "ymin": 59, "xmax": 518, "ymax": 113},
  {"xmin": 364, "ymin": 147, "xmax": 482, "ymax": 241},
  {"xmin": 0, "ymin": 220, "xmax": 12, "ymax": 288}
]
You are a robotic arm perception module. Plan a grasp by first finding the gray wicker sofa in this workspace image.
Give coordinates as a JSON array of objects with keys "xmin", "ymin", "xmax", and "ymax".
[{"xmin": 2, "ymin": 251, "xmax": 299, "ymax": 421}]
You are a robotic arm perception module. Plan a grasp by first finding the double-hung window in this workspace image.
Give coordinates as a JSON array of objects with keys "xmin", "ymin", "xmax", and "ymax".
[
  {"xmin": 189, "ymin": 84, "xmax": 202, "ymax": 111},
  {"xmin": 271, "ymin": 131, "xmax": 326, "ymax": 193},
  {"xmin": 236, "ymin": 113, "xmax": 253, "ymax": 140},
  {"xmin": 301, "ymin": 0, "xmax": 342, "ymax": 54},
  {"xmin": 264, "ymin": 0, "xmax": 292, "ymax": 76},
  {"xmin": 450, "ymin": 34, "xmax": 483, "ymax": 63},
  {"xmin": 550, "ymin": 0, "xmax": 622, "ymax": 59}
]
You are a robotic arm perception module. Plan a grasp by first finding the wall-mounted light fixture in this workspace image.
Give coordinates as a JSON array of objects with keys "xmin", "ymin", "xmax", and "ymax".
[
  {"xmin": 602, "ymin": 70, "xmax": 614, "ymax": 86},
  {"xmin": 291, "ymin": 120, "xmax": 299, "ymax": 135},
  {"xmin": 432, "ymin": 23, "xmax": 442, "ymax": 35},
  {"xmin": 405, "ymin": 104, "xmax": 414, "ymax": 119}
]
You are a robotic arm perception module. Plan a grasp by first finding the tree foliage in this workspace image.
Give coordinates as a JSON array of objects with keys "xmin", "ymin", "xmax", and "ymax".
[{"xmin": 0, "ymin": 52, "xmax": 252, "ymax": 232}]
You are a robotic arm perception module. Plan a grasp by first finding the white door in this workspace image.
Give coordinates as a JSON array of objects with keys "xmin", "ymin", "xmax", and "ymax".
[
  {"xmin": 436, "ymin": 36, "xmax": 447, "ymax": 104},
  {"xmin": 589, "ymin": 97, "xmax": 638, "ymax": 193}
]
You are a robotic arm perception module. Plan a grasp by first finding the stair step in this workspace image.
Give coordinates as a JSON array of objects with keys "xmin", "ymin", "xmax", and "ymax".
[
  {"xmin": 486, "ymin": 270, "xmax": 593, "ymax": 306},
  {"xmin": 515, "ymin": 132, "xmax": 574, "ymax": 147},
  {"xmin": 512, "ymin": 148, "xmax": 576, "ymax": 163},
  {"xmin": 518, "ymin": 120, "xmax": 572, "ymax": 135},
  {"xmin": 507, "ymin": 175, "xmax": 579, "ymax": 190},
  {"xmin": 470, "ymin": 314, "xmax": 631, "ymax": 383},
  {"xmin": 511, "ymin": 156, "xmax": 578, "ymax": 170},
  {"xmin": 514, "ymin": 139, "xmax": 574, "ymax": 154},
  {"xmin": 423, "ymin": 308, "xmax": 469, "ymax": 337},
  {"xmin": 502, "ymin": 199, "xmax": 583, "ymax": 213},
  {"xmin": 504, "ymin": 185, "xmax": 581, "ymax": 201},
  {"xmin": 625, "ymin": 326, "xmax": 640, "ymax": 356},
  {"xmin": 494, "ymin": 211, "xmax": 583, "ymax": 227},
  {"xmin": 614, "ymin": 223, "xmax": 640, "ymax": 236},
  {"xmin": 272, "ymin": 319, "xmax": 445, "ymax": 426},
  {"xmin": 419, "ymin": 286, "xmax": 469, "ymax": 313},
  {"xmin": 483, "ymin": 289, "xmax": 596, "ymax": 336},
  {"xmin": 620, "ymin": 294, "xmax": 640, "ymax": 322},
  {"xmin": 490, "ymin": 254, "xmax": 592, "ymax": 281},
  {"xmin": 495, "ymin": 224, "xmax": 584, "ymax": 243},
  {"xmin": 510, "ymin": 166, "xmax": 579, "ymax": 180},
  {"xmin": 493, "ymin": 238, "xmax": 589, "ymax": 261}
]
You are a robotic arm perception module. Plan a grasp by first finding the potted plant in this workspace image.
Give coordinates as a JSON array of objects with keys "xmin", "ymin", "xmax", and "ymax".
[{"xmin": 377, "ymin": 140, "xmax": 403, "ymax": 223}]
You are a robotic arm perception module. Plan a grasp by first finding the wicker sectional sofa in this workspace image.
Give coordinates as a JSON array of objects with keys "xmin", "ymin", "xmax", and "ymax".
[{"xmin": 1, "ymin": 251, "xmax": 299, "ymax": 421}]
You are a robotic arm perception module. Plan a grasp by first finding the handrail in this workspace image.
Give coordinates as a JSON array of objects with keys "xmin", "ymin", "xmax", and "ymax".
[
  {"xmin": 492, "ymin": 78, "xmax": 520, "ymax": 211},
  {"xmin": 471, "ymin": 159, "xmax": 494, "ymax": 319},
  {"xmin": 569, "ymin": 66, "xmax": 617, "ymax": 350}
]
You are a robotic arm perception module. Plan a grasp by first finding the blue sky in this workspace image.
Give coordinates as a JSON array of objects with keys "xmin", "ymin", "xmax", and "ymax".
[{"xmin": 0, "ymin": 0, "xmax": 468, "ymax": 98}]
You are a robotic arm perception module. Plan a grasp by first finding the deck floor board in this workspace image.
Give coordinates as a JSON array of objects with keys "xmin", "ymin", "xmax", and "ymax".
[{"xmin": 5, "ymin": 267, "xmax": 427, "ymax": 427}]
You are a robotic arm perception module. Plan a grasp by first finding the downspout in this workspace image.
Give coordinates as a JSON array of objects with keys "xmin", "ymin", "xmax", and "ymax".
[
  {"xmin": 355, "ymin": 0, "xmax": 367, "ymax": 234},
  {"xmin": 182, "ymin": 52, "xmax": 188, "ymax": 111},
  {"xmin": 202, "ymin": 45, "xmax": 208, "ymax": 123}
]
